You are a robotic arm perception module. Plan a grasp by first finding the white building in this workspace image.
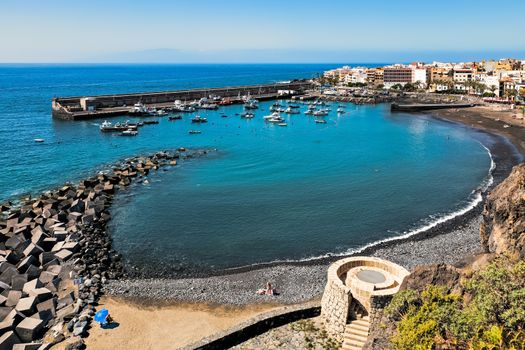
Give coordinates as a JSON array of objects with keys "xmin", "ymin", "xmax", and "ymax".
[
  {"xmin": 413, "ymin": 68, "xmax": 427, "ymax": 87},
  {"xmin": 479, "ymin": 75, "xmax": 500, "ymax": 96},
  {"xmin": 453, "ymin": 69, "xmax": 473, "ymax": 83}
]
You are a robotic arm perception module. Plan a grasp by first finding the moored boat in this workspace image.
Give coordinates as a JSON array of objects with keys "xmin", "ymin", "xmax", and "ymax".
[
  {"xmin": 284, "ymin": 107, "xmax": 300, "ymax": 114},
  {"xmin": 264, "ymin": 111, "xmax": 281, "ymax": 120},
  {"xmin": 120, "ymin": 129, "xmax": 138, "ymax": 136},
  {"xmin": 100, "ymin": 120, "xmax": 137, "ymax": 132},
  {"xmin": 191, "ymin": 116, "xmax": 208, "ymax": 123},
  {"xmin": 129, "ymin": 103, "xmax": 149, "ymax": 116},
  {"xmin": 313, "ymin": 109, "xmax": 329, "ymax": 117},
  {"xmin": 241, "ymin": 112, "xmax": 255, "ymax": 119}
]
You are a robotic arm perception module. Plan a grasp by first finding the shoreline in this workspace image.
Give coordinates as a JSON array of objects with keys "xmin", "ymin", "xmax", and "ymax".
[{"xmin": 104, "ymin": 104, "xmax": 524, "ymax": 305}]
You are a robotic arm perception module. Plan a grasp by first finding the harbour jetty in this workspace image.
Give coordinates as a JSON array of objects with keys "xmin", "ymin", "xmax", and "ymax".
[
  {"xmin": 52, "ymin": 81, "xmax": 313, "ymax": 120},
  {"xmin": 391, "ymin": 102, "xmax": 476, "ymax": 112}
]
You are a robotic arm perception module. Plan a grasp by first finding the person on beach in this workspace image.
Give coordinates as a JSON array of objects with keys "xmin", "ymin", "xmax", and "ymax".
[{"xmin": 256, "ymin": 282, "xmax": 276, "ymax": 296}]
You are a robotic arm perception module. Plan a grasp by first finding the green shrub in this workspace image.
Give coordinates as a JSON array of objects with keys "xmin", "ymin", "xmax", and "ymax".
[{"xmin": 387, "ymin": 258, "xmax": 525, "ymax": 349}]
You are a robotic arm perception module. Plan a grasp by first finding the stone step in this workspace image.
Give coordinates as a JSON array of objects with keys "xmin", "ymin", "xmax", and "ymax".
[
  {"xmin": 341, "ymin": 344, "xmax": 363, "ymax": 350},
  {"xmin": 347, "ymin": 322, "xmax": 369, "ymax": 332},
  {"xmin": 342, "ymin": 339, "xmax": 366, "ymax": 349},
  {"xmin": 345, "ymin": 327, "xmax": 369, "ymax": 337},
  {"xmin": 350, "ymin": 319, "xmax": 370, "ymax": 327},
  {"xmin": 344, "ymin": 332, "xmax": 368, "ymax": 343}
]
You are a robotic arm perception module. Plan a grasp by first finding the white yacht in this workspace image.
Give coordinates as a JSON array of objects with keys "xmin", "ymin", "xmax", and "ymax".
[
  {"xmin": 284, "ymin": 107, "xmax": 300, "ymax": 114},
  {"xmin": 129, "ymin": 103, "xmax": 149, "ymax": 116},
  {"xmin": 264, "ymin": 111, "xmax": 281, "ymax": 120},
  {"xmin": 313, "ymin": 109, "xmax": 329, "ymax": 117}
]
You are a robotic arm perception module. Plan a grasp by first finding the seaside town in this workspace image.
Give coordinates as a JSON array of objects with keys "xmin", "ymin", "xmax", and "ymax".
[{"xmin": 320, "ymin": 58, "xmax": 525, "ymax": 103}]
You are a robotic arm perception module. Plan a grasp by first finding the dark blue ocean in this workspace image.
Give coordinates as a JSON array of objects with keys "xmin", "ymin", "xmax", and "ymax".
[{"xmin": 0, "ymin": 64, "xmax": 493, "ymax": 276}]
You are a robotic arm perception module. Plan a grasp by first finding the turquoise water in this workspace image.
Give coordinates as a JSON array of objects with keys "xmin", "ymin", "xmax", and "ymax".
[
  {"xmin": 0, "ymin": 64, "xmax": 492, "ymax": 276},
  {"xmin": 108, "ymin": 102, "xmax": 492, "ymax": 275}
]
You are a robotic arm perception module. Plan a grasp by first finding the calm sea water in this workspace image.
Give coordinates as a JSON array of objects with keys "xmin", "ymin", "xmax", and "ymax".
[{"xmin": 0, "ymin": 64, "xmax": 492, "ymax": 276}]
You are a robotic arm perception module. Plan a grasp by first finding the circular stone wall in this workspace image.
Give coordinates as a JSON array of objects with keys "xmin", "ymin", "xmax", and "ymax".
[{"xmin": 320, "ymin": 256, "xmax": 410, "ymax": 339}]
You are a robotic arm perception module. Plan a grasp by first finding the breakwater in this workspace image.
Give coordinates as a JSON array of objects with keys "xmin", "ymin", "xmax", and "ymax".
[
  {"xmin": 0, "ymin": 148, "xmax": 210, "ymax": 348},
  {"xmin": 51, "ymin": 81, "xmax": 313, "ymax": 120}
]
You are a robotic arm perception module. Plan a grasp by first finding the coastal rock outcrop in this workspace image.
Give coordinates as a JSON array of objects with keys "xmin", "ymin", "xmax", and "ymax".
[
  {"xmin": 399, "ymin": 263, "xmax": 462, "ymax": 294},
  {"xmin": 481, "ymin": 163, "xmax": 525, "ymax": 259}
]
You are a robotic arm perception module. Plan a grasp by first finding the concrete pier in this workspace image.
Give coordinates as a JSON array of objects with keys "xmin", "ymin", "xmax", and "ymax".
[{"xmin": 52, "ymin": 81, "xmax": 313, "ymax": 120}]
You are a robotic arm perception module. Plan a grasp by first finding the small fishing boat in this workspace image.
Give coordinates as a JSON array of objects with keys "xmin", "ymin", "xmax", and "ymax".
[
  {"xmin": 241, "ymin": 112, "xmax": 255, "ymax": 119},
  {"xmin": 337, "ymin": 107, "xmax": 345, "ymax": 113},
  {"xmin": 129, "ymin": 103, "xmax": 149, "ymax": 116},
  {"xmin": 284, "ymin": 107, "xmax": 300, "ymax": 114},
  {"xmin": 189, "ymin": 130, "xmax": 202, "ymax": 134},
  {"xmin": 173, "ymin": 100, "xmax": 196, "ymax": 113},
  {"xmin": 221, "ymin": 115, "xmax": 228, "ymax": 118},
  {"xmin": 315, "ymin": 119, "xmax": 327, "ymax": 124},
  {"xmin": 264, "ymin": 112, "xmax": 281, "ymax": 120},
  {"xmin": 191, "ymin": 116, "xmax": 208, "ymax": 123},
  {"xmin": 268, "ymin": 117, "xmax": 284, "ymax": 123},
  {"xmin": 313, "ymin": 109, "xmax": 329, "ymax": 117},
  {"xmin": 143, "ymin": 120, "xmax": 159, "ymax": 125},
  {"xmin": 100, "ymin": 120, "xmax": 133, "ymax": 132},
  {"xmin": 34, "ymin": 138, "xmax": 45, "ymax": 143},
  {"xmin": 304, "ymin": 106, "xmax": 316, "ymax": 115},
  {"xmin": 278, "ymin": 123, "xmax": 288, "ymax": 127},
  {"xmin": 155, "ymin": 109, "xmax": 168, "ymax": 116},
  {"xmin": 199, "ymin": 103, "xmax": 218, "ymax": 110},
  {"xmin": 168, "ymin": 115, "xmax": 182, "ymax": 121},
  {"xmin": 120, "ymin": 129, "xmax": 138, "ymax": 136},
  {"xmin": 243, "ymin": 100, "xmax": 259, "ymax": 109}
]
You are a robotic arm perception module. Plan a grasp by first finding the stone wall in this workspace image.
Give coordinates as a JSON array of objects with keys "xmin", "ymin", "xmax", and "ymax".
[
  {"xmin": 320, "ymin": 276, "xmax": 352, "ymax": 342},
  {"xmin": 320, "ymin": 256, "xmax": 409, "ymax": 341},
  {"xmin": 181, "ymin": 301, "xmax": 320, "ymax": 350}
]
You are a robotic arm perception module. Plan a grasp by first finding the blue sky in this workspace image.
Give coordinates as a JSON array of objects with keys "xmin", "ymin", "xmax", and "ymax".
[{"xmin": 0, "ymin": 0, "xmax": 524, "ymax": 63}]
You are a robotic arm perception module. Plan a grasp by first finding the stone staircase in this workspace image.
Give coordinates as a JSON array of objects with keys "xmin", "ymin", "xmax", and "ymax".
[{"xmin": 341, "ymin": 305, "xmax": 370, "ymax": 350}]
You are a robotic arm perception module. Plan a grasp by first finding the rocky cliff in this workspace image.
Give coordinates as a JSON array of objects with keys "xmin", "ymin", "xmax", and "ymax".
[{"xmin": 481, "ymin": 163, "xmax": 525, "ymax": 259}]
